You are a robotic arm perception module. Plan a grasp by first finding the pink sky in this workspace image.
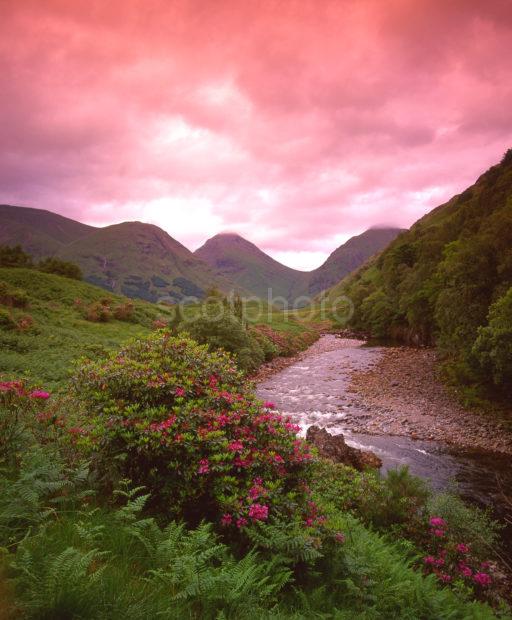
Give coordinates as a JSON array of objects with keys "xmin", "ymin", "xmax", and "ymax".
[{"xmin": 1, "ymin": 0, "xmax": 511, "ymax": 269}]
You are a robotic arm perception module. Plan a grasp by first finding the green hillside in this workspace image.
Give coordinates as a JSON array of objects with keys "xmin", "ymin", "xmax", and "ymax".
[
  {"xmin": 195, "ymin": 228, "xmax": 402, "ymax": 303},
  {"xmin": 0, "ymin": 204, "xmax": 94, "ymax": 258},
  {"xmin": 0, "ymin": 267, "xmax": 176, "ymax": 388},
  {"xmin": 194, "ymin": 233, "xmax": 308, "ymax": 302},
  {"xmin": 0, "ymin": 206, "xmax": 240, "ymax": 302},
  {"xmin": 307, "ymin": 228, "xmax": 403, "ymax": 296},
  {"xmin": 325, "ymin": 149, "xmax": 512, "ymax": 399}
]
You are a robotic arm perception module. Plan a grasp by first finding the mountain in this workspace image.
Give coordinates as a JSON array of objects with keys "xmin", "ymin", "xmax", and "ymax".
[
  {"xmin": 307, "ymin": 228, "xmax": 404, "ymax": 296},
  {"xmin": 195, "ymin": 229, "xmax": 403, "ymax": 303},
  {"xmin": 326, "ymin": 149, "xmax": 512, "ymax": 398},
  {"xmin": 0, "ymin": 204, "xmax": 94, "ymax": 258},
  {"xmin": 194, "ymin": 233, "xmax": 308, "ymax": 302},
  {"xmin": 0, "ymin": 206, "xmax": 237, "ymax": 302}
]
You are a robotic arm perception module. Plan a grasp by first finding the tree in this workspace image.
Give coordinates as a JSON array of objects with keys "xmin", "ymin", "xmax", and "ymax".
[
  {"xmin": 37, "ymin": 257, "xmax": 82, "ymax": 280},
  {"xmin": 0, "ymin": 245, "xmax": 32, "ymax": 268}
]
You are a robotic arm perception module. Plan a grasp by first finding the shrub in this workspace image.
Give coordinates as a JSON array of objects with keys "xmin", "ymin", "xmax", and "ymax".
[
  {"xmin": 0, "ymin": 307, "xmax": 16, "ymax": 330},
  {"xmin": 0, "ymin": 280, "xmax": 29, "ymax": 308},
  {"xmin": 0, "ymin": 380, "xmax": 52, "ymax": 467},
  {"xmin": 113, "ymin": 302, "xmax": 134, "ymax": 321},
  {"xmin": 425, "ymin": 493, "xmax": 501, "ymax": 560},
  {"xmin": 186, "ymin": 312, "xmax": 265, "ymax": 372},
  {"xmin": 83, "ymin": 300, "xmax": 112, "ymax": 322},
  {"xmin": 71, "ymin": 331, "xmax": 314, "ymax": 528},
  {"xmin": 38, "ymin": 257, "xmax": 82, "ymax": 280},
  {"xmin": 0, "ymin": 245, "xmax": 32, "ymax": 268}
]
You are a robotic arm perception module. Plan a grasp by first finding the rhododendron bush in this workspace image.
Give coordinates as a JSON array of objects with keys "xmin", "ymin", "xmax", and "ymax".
[
  {"xmin": 0, "ymin": 379, "xmax": 55, "ymax": 466},
  {"xmin": 71, "ymin": 331, "xmax": 314, "ymax": 527}
]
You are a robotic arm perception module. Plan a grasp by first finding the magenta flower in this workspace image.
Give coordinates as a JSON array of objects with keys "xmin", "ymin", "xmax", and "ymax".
[
  {"xmin": 429, "ymin": 516, "xmax": 446, "ymax": 528},
  {"xmin": 198, "ymin": 458, "xmax": 209, "ymax": 474},
  {"xmin": 335, "ymin": 532, "xmax": 346, "ymax": 543},
  {"xmin": 433, "ymin": 529, "xmax": 445, "ymax": 537},
  {"xmin": 456, "ymin": 543, "xmax": 470, "ymax": 554},
  {"xmin": 175, "ymin": 387, "xmax": 186, "ymax": 397},
  {"xmin": 220, "ymin": 513, "xmax": 233, "ymax": 526},
  {"xmin": 459, "ymin": 565, "xmax": 472, "ymax": 578},
  {"xmin": 423, "ymin": 556, "xmax": 435, "ymax": 565},
  {"xmin": 263, "ymin": 401, "xmax": 276, "ymax": 409},
  {"xmin": 439, "ymin": 574, "xmax": 452, "ymax": 583},
  {"xmin": 248, "ymin": 503, "xmax": 269, "ymax": 521},
  {"xmin": 228, "ymin": 440, "xmax": 244, "ymax": 452},
  {"xmin": 236, "ymin": 517, "xmax": 248, "ymax": 528},
  {"xmin": 473, "ymin": 572, "xmax": 492, "ymax": 586},
  {"xmin": 30, "ymin": 390, "xmax": 50, "ymax": 400}
]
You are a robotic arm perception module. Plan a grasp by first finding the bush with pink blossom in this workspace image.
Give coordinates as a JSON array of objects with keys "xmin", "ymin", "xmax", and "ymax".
[{"xmin": 71, "ymin": 330, "xmax": 315, "ymax": 529}]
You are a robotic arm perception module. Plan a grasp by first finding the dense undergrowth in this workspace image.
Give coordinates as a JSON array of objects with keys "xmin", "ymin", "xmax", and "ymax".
[{"xmin": 0, "ymin": 331, "xmax": 509, "ymax": 619}]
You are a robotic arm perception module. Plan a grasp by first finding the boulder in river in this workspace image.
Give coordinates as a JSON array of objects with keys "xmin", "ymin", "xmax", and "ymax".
[{"xmin": 306, "ymin": 426, "xmax": 382, "ymax": 470}]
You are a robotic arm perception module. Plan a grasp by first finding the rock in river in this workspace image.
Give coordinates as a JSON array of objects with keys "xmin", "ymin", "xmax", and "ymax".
[{"xmin": 306, "ymin": 425, "xmax": 382, "ymax": 470}]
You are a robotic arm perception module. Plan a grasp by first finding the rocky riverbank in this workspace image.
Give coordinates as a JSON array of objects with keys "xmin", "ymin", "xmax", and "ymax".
[
  {"xmin": 255, "ymin": 334, "xmax": 512, "ymax": 456},
  {"xmin": 344, "ymin": 345, "xmax": 512, "ymax": 456}
]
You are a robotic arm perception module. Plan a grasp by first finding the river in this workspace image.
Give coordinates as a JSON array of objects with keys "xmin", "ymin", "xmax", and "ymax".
[{"xmin": 256, "ymin": 335, "xmax": 512, "ymax": 555}]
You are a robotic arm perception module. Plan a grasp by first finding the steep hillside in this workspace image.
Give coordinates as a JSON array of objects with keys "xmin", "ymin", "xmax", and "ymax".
[
  {"xmin": 329, "ymin": 149, "xmax": 512, "ymax": 399},
  {"xmin": 195, "ymin": 229, "xmax": 402, "ymax": 303},
  {"xmin": 0, "ymin": 267, "xmax": 176, "ymax": 387},
  {"xmin": 0, "ymin": 206, "xmax": 238, "ymax": 302},
  {"xmin": 0, "ymin": 204, "xmax": 94, "ymax": 258},
  {"xmin": 58, "ymin": 221, "xmax": 237, "ymax": 302},
  {"xmin": 307, "ymin": 228, "xmax": 402, "ymax": 296},
  {"xmin": 194, "ymin": 233, "xmax": 309, "ymax": 302}
]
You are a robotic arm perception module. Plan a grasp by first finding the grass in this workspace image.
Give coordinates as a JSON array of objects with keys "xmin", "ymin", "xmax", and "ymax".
[
  {"xmin": 0, "ymin": 269, "xmax": 324, "ymax": 390},
  {"xmin": 0, "ymin": 268, "xmax": 176, "ymax": 389}
]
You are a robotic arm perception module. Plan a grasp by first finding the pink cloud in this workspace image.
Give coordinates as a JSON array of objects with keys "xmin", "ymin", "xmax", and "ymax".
[{"xmin": 0, "ymin": 0, "xmax": 511, "ymax": 268}]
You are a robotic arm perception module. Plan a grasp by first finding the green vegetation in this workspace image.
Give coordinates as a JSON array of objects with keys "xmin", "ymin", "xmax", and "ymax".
[
  {"xmin": 0, "ymin": 267, "xmax": 320, "ymax": 388},
  {"xmin": 324, "ymin": 149, "xmax": 512, "ymax": 400},
  {"xmin": 194, "ymin": 229, "xmax": 402, "ymax": 302},
  {"xmin": 0, "ymin": 267, "xmax": 175, "ymax": 388},
  {"xmin": 0, "ymin": 206, "xmax": 239, "ymax": 301},
  {"xmin": 0, "ymin": 334, "xmax": 508, "ymax": 618}
]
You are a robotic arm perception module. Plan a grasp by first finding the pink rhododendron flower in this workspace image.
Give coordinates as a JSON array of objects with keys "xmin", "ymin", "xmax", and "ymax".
[
  {"xmin": 175, "ymin": 387, "xmax": 186, "ymax": 397},
  {"xmin": 459, "ymin": 565, "xmax": 472, "ymax": 578},
  {"xmin": 423, "ymin": 556, "xmax": 435, "ymax": 565},
  {"xmin": 264, "ymin": 401, "xmax": 276, "ymax": 409},
  {"xmin": 30, "ymin": 390, "xmax": 50, "ymax": 399},
  {"xmin": 198, "ymin": 458, "xmax": 209, "ymax": 474},
  {"xmin": 228, "ymin": 440, "xmax": 244, "ymax": 452},
  {"xmin": 220, "ymin": 514, "xmax": 233, "ymax": 526},
  {"xmin": 456, "ymin": 543, "xmax": 470, "ymax": 554},
  {"xmin": 434, "ymin": 557, "xmax": 445, "ymax": 567},
  {"xmin": 429, "ymin": 516, "xmax": 446, "ymax": 528},
  {"xmin": 433, "ymin": 529, "xmax": 445, "ymax": 537},
  {"xmin": 248, "ymin": 503, "xmax": 269, "ymax": 521},
  {"xmin": 335, "ymin": 532, "xmax": 346, "ymax": 543},
  {"xmin": 473, "ymin": 572, "xmax": 492, "ymax": 586},
  {"xmin": 440, "ymin": 574, "xmax": 452, "ymax": 583},
  {"xmin": 236, "ymin": 517, "xmax": 248, "ymax": 528}
]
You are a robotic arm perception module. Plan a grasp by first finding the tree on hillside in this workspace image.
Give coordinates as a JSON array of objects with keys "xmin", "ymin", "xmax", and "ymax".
[
  {"xmin": 0, "ymin": 245, "xmax": 32, "ymax": 268},
  {"xmin": 38, "ymin": 257, "xmax": 83, "ymax": 280}
]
